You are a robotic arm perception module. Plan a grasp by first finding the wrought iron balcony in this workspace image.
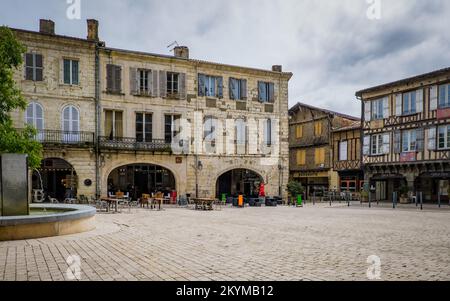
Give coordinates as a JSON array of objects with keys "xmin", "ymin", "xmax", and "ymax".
[
  {"xmin": 99, "ymin": 136, "xmax": 172, "ymax": 152},
  {"xmin": 27, "ymin": 129, "xmax": 95, "ymax": 146}
]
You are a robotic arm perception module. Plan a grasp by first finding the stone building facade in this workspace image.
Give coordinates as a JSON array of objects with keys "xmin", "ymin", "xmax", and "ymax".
[
  {"xmin": 9, "ymin": 19, "xmax": 292, "ymax": 201},
  {"xmin": 356, "ymin": 67, "xmax": 450, "ymax": 203},
  {"xmin": 289, "ymin": 102, "xmax": 359, "ymax": 197}
]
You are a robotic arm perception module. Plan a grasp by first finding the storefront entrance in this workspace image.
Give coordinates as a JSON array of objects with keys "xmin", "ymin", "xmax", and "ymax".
[{"xmin": 216, "ymin": 169, "xmax": 263, "ymax": 198}]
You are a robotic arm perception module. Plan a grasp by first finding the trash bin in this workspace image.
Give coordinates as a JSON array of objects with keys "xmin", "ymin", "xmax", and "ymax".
[
  {"xmin": 297, "ymin": 195, "xmax": 303, "ymax": 207},
  {"xmin": 238, "ymin": 195, "xmax": 244, "ymax": 207}
]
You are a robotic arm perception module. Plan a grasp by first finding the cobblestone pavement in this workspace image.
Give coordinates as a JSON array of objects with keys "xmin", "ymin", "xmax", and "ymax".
[{"xmin": 1, "ymin": 203, "xmax": 449, "ymax": 281}]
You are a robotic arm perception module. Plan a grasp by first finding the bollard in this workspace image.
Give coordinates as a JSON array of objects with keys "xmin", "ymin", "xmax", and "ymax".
[
  {"xmin": 415, "ymin": 194, "xmax": 418, "ymax": 207},
  {"xmin": 420, "ymin": 192, "xmax": 423, "ymax": 211},
  {"xmin": 393, "ymin": 192, "xmax": 397, "ymax": 209},
  {"xmin": 313, "ymin": 192, "xmax": 316, "ymax": 206},
  {"xmin": 369, "ymin": 191, "xmax": 371, "ymax": 208},
  {"xmin": 347, "ymin": 192, "xmax": 350, "ymax": 207}
]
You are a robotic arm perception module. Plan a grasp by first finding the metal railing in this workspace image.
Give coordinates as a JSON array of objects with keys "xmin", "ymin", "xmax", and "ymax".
[
  {"xmin": 99, "ymin": 136, "xmax": 172, "ymax": 152},
  {"xmin": 29, "ymin": 129, "xmax": 95, "ymax": 146}
]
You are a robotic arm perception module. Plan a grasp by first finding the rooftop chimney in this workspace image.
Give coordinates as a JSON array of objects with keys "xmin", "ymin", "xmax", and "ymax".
[
  {"xmin": 174, "ymin": 46, "xmax": 189, "ymax": 59},
  {"xmin": 272, "ymin": 65, "xmax": 282, "ymax": 72},
  {"xmin": 87, "ymin": 19, "xmax": 99, "ymax": 41},
  {"xmin": 39, "ymin": 19, "xmax": 55, "ymax": 35}
]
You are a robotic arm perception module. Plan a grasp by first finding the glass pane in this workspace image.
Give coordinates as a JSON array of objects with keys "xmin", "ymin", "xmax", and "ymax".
[
  {"xmin": 26, "ymin": 104, "xmax": 33, "ymax": 118},
  {"xmin": 64, "ymin": 60, "xmax": 71, "ymax": 84},
  {"xmin": 63, "ymin": 120, "xmax": 70, "ymax": 131},
  {"xmin": 64, "ymin": 107, "xmax": 70, "ymax": 120},
  {"xmin": 36, "ymin": 119, "xmax": 44, "ymax": 130},
  {"xmin": 71, "ymin": 107, "xmax": 79, "ymax": 120},
  {"xmin": 35, "ymin": 104, "xmax": 43, "ymax": 118},
  {"xmin": 72, "ymin": 60, "xmax": 79, "ymax": 85}
]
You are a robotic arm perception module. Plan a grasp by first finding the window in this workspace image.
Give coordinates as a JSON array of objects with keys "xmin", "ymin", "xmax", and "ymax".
[
  {"xmin": 314, "ymin": 121, "xmax": 323, "ymax": 136},
  {"xmin": 167, "ymin": 72, "xmax": 179, "ymax": 95},
  {"xmin": 315, "ymin": 147, "xmax": 326, "ymax": 165},
  {"xmin": 402, "ymin": 129, "xmax": 417, "ymax": 152},
  {"xmin": 229, "ymin": 78, "xmax": 247, "ymax": 100},
  {"xmin": 204, "ymin": 117, "xmax": 217, "ymax": 145},
  {"xmin": 63, "ymin": 59, "xmax": 79, "ymax": 85},
  {"xmin": 138, "ymin": 69, "xmax": 151, "ymax": 95},
  {"xmin": 371, "ymin": 98, "xmax": 384, "ymax": 120},
  {"xmin": 339, "ymin": 141, "xmax": 348, "ymax": 161},
  {"xmin": 258, "ymin": 81, "xmax": 275, "ymax": 103},
  {"xmin": 402, "ymin": 91, "xmax": 416, "ymax": 115},
  {"xmin": 295, "ymin": 125, "xmax": 303, "ymax": 139},
  {"xmin": 371, "ymin": 134, "xmax": 384, "ymax": 155},
  {"xmin": 296, "ymin": 150, "xmax": 306, "ymax": 166},
  {"xmin": 25, "ymin": 53, "xmax": 43, "ymax": 81},
  {"xmin": 438, "ymin": 84, "xmax": 450, "ymax": 109},
  {"xmin": 263, "ymin": 119, "xmax": 272, "ymax": 146},
  {"xmin": 136, "ymin": 113, "xmax": 152, "ymax": 142},
  {"xmin": 235, "ymin": 119, "xmax": 247, "ymax": 154},
  {"xmin": 62, "ymin": 106, "xmax": 80, "ymax": 142},
  {"xmin": 165, "ymin": 115, "xmax": 181, "ymax": 144},
  {"xmin": 104, "ymin": 110, "xmax": 123, "ymax": 139},
  {"xmin": 438, "ymin": 125, "xmax": 450, "ymax": 150},
  {"xmin": 198, "ymin": 74, "xmax": 223, "ymax": 98},
  {"xmin": 106, "ymin": 64, "xmax": 122, "ymax": 93},
  {"xmin": 25, "ymin": 102, "xmax": 44, "ymax": 130}
]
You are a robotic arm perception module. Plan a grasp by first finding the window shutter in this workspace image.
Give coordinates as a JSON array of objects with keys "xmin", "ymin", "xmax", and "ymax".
[
  {"xmin": 416, "ymin": 89, "xmax": 423, "ymax": 113},
  {"xmin": 179, "ymin": 73, "xmax": 186, "ymax": 99},
  {"xmin": 382, "ymin": 133, "xmax": 390, "ymax": 154},
  {"xmin": 106, "ymin": 64, "xmax": 114, "ymax": 92},
  {"xmin": 240, "ymin": 79, "xmax": 247, "ymax": 100},
  {"xmin": 258, "ymin": 81, "xmax": 265, "ymax": 102},
  {"xmin": 416, "ymin": 128, "xmax": 424, "ymax": 152},
  {"xmin": 268, "ymin": 83, "xmax": 275, "ymax": 102},
  {"xmin": 364, "ymin": 101, "xmax": 371, "ymax": 122},
  {"xmin": 152, "ymin": 70, "xmax": 158, "ymax": 97},
  {"xmin": 393, "ymin": 131, "xmax": 401, "ymax": 154},
  {"xmin": 430, "ymin": 86, "xmax": 438, "ymax": 111},
  {"xmin": 427, "ymin": 127, "xmax": 436, "ymax": 151},
  {"xmin": 296, "ymin": 125, "xmax": 303, "ymax": 138},
  {"xmin": 198, "ymin": 74, "xmax": 205, "ymax": 97},
  {"xmin": 217, "ymin": 76, "xmax": 223, "ymax": 98},
  {"xmin": 24, "ymin": 53, "xmax": 32, "ymax": 80},
  {"xmin": 383, "ymin": 97, "xmax": 389, "ymax": 118},
  {"xmin": 395, "ymin": 94, "xmax": 402, "ymax": 116},
  {"xmin": 129, "ymin": 68, "xmax": 137, "ymax": 95},
  {"xmin": 114, "ymin": 66, "xmax": 122, "ymax": 93},
  {"xmin": 363, "ymin": 136, "xmax": 370, "ymax": 155},
  {"xmin": 229, "ymin": 78, "xmax": 236, "ymax": 100},
  {"xmin": 159, "ymin": 70, "xmax": 167, "ymax": 98}
]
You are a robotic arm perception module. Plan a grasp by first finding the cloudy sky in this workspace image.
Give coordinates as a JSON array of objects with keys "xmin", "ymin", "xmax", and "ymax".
[{"xmin": 1, "ymin": 0, "xmax": 449, "ymax": 116}]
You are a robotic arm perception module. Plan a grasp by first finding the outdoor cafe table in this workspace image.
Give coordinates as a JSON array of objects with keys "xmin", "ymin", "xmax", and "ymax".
[
  {"xmin": 101, "ymin": 197, "xmax": 119, "ymax": 213},
  {"xmin": 192, "ymin": 198, "xmax": 216, "ymax": 211}
]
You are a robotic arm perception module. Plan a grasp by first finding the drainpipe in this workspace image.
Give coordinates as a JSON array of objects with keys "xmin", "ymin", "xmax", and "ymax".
[
  {"xmin": 94, "ymin": 43, "xmax": 101, "ymax": 198},
  {"xmin": 357, "ymin": 95, "xmax": 366, "ymax": 191}
]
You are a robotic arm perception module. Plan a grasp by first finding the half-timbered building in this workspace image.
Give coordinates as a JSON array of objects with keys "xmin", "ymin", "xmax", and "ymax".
[{"xmin": 356, "ymin": 67, "xmax": 450, "ymax": 203}]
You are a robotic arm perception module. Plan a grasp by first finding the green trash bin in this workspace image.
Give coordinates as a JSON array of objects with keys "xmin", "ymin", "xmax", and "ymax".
[
  {"xmin": 221, "ymin": 193, "xmax": 227, "ymax": 204},
  {"xmin": 297, "ymin": 195, "xmax": 303, "ymax": 207}
]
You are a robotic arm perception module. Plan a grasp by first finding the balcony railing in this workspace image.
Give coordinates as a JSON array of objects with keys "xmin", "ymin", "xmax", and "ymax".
[
  {"xmin": 99, "ymin": 137, "xmax": 172, "ymax": 152},
  {"xmin": 26, "ymin": 129, "xmax": 95, "ymax": 146}
]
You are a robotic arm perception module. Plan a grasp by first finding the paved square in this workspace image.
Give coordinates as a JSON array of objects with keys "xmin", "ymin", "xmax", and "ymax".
[{"xmin": 1, "ymin": 204, "xmax": 449, "ymax": 281}]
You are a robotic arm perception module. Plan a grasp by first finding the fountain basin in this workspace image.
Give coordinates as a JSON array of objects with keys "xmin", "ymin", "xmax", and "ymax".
[{"xmin": 0, "ymin": 204, "xmax": 96, "ymax": 241}]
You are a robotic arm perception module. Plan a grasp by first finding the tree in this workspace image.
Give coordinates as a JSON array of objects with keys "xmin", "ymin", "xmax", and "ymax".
[
  {"xmin": 286, "ymin": 181, "xmax": 304, "ymax": 198},
  {"xmin": 0, "ymin": 26, "xmax": 42, "ymax": 168}
]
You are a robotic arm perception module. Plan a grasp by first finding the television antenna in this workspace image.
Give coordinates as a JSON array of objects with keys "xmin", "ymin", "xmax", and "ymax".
[{"xmin": 167, "ymin": 41, "xmax": 179, "ymax": 52}]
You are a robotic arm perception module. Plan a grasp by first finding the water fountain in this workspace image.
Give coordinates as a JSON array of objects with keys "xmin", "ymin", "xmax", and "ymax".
[{"xmin": 0, "ymin": 154, "xmax": 96, "ymax": 241}]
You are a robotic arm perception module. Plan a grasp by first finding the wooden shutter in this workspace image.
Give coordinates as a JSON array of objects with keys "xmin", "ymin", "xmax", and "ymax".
[
  {"xmin": 240, "ymin": 79, "xmax": 247, "ymax": 100},
  {"xmin": 363, "ymin": 136, "xmax": 370, "ymax": 155},
  {"xmin": 296, "ymin": 125, "xmax": 303, "ymax": 139},
  {"xmin": 430, "ymin": 86, "xmax": 438, "ymax": 111},
  {"xmin": 179, "ymin": 73, "xmax": 186, "ymax": 99},
  {"xmin": 217, "ymin": 76, "xmax": 223, "ymax": 99},
  {"xmin": 152, "ymin": 70, "xmax": 158, "ymax": 97},
  {"xmin": 364, "ymin": 101, "xmax": 371, "ymax": 122},
  {"xmin": 395, "ymin": 94, "xmax": 402, "ymax": 116},
  {"xmin": 416, "ymin": 89, "xmax": 423, "ymax": 113},
  {"xmin": 114, "ymin": 65, "xmax": 122, "ymax": 93},
  {"xmin": 159, "ymin": 70, "xmax": 167, "ymax": 98},
  {"xmin": 416, "ymin": 128, "xmax": 424, "ymax": 152},
  {"xmin": 129, "ymin": 68, "xmax": 138, "ymax": 95},
  {"xmin": 198, "ymin": 74, "xmax": 206, "ymax": 97},
  {"xmin": 382, "ymin": 133, "xmax": 390, "ymax": 154},
  {"xmin": 383, "ymin": 97, "xmax": 389, "ymax": 118},
  {"xmin": 106, "ymin": 64, "xmax": 114, "ymax": 92},
  {"xmin": 393, "ymin": 131, "xmax": 401, "ymax": 154},
  {"xmin": 268, "ymin": 83, "xmax": 275, "ymax": 102},
  {"xmin": 427, "ymin": 127, "xmax": 436, "ymax": 151},
  {"xmin": 296, "ymin": 150, "xmax": 305, "ymax": 166}
]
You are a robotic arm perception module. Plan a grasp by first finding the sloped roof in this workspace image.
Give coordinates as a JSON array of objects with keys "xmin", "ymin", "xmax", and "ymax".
[
  {"xmin": 332, "ymin": 121, "xmax": 361, "ymax": 133},
  {"xmin": 289, "ymin": 102, "xmax": 360, "ymax": 121}
]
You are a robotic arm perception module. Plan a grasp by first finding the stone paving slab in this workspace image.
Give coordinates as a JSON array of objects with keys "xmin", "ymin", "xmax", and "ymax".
[{"xmin": 0, "ymin": 204, "xmax": 449, "ymax": 281}]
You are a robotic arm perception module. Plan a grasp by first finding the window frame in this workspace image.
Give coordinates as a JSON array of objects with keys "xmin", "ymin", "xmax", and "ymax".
[
  {"xmin": 138, "ymin": 69, "xmax": 151, "ymax": 95},
  {"xmin": 339, "ymin": 140, "xmax": 348, "ymax": 161},
  {"xmin": 438, "ymin": 84, "xmax": 450, "ymax": 109},
  {"xmin": 402, "ymin": 129, "xmax": 417, "ymax": 153},
  {"xmin": 371, "ymin": 134, "xmax": 384, "ymax": 156},
  {"xmin": 402, "ymin": 90, "xmax": 417, "ymax": 115},
  {"xmin": 25, "ymin": 102, "xmax": 44, "ymax": 130},
  {"xmin": 63, "ymin": 59, "xmax": 79, "ymax": 85},
  {"xmin": 167, "ymin": 72, "xmax": 179, "ymax": 96},
  {"xmin": 164, "ymin": 114, "xmax": 181, "ymax": 144},
  {"xmin": 371, "ymin": 98, "xmax": 384, "ymax": 120},
  {"xmin": 438, "ymin": 125, "xmax": 450, "ymax": 150},
  {"xmin": 136, "ymin": 112, "xmax": 153, "ymax": 143},
  {"xmin": 25, "ymin": 53, "xmax": 43, "ymax": 81}
]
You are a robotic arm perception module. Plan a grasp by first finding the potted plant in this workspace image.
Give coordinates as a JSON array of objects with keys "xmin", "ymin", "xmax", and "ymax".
[
  {"xmin": 399, "ymin": 185, "xmax": 410, "ymax": 204},
  {"xmin": 287, "ymin": 181, "xmax": 305, "ymax": 207}
]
